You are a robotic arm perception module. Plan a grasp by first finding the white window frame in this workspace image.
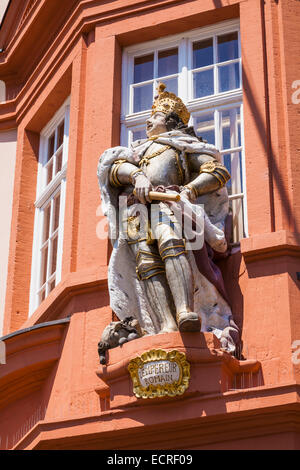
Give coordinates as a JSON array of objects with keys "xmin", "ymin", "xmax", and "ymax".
[
  {"xmin": 29, "ymin": 97, "xmax": 70, "ymax": 315},
  {"xmin": 121, "ymin": 19, "xmax": 248, "ymax": 242}
]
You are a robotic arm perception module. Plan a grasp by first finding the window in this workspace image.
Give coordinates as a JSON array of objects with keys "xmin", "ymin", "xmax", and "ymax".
[
  {"xmin": 29, "ymin": 98, "xmax": 70, "ymax": 314},
  {"xmin": 121, "ymin": 20, "xmax": 247, "ymax": 243}
]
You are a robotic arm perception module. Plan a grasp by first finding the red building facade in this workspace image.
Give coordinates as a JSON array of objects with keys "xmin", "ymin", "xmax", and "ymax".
[{"xmin": 0, "ymin": 0, "xmax": 300, "ymax": 450}]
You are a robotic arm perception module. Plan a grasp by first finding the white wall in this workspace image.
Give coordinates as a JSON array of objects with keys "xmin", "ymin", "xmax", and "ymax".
[
  {"xmin": 0, "ymin": 80, "xmax": 6, "ymax": 102},
  {"xmin": 0, "ymin": 0, "xmax": 10, "ymax": 104},
  {"xmin": 0, "ymin": 129, "xmax": 17, "ymax": 335},
  {"xmin": 0, "ymin": 0, "xmax": 10, "ymax": 25}
]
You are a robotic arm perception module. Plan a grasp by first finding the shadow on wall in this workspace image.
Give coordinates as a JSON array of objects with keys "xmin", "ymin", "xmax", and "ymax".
[
  {"xmin": 217, "ymin": 250, "xmax": 244, "ymax": 357},
  {"xmin": 242, "ymin": 45, "xmax": 298, "ymax": 234}
]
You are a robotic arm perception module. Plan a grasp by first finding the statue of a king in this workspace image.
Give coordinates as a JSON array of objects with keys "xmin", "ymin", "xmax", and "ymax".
[{"xmin": 97, "ymin": 83, "xmax": 240, "ymax": 354}]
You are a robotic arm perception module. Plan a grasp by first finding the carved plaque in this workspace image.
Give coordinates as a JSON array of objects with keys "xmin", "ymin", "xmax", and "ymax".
[{"xmin": 128, "ymin": 349, "xmax": 190, "ymax": 399}]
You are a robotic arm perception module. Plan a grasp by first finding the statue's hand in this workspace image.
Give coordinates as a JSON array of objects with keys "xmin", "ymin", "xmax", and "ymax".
[
  {"xmin": 180, "ymin": 186, "xmax": 197, "ymax": 202},
  {"xmin": 134, "ymin": 174, "xmax": 153, "ymax": 204}
]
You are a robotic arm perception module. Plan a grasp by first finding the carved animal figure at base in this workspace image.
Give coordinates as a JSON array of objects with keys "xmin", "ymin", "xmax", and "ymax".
[{"xmin": 98, "ymin": 316, "xmax": 142, "ymax": 365}]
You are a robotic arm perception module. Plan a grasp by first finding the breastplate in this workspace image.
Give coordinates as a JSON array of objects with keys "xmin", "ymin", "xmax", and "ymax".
[{"xmin": 139, "ymin": 142, "xmax": 184, "ymax": 187}]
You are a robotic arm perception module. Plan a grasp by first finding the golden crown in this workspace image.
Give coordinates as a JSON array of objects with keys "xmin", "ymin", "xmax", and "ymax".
[{"xmin": 151, "ymin": 83, "xmax": 190, "ymax": 125}]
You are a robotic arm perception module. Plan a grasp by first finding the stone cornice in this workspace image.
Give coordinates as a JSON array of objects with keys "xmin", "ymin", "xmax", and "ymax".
[
  {"xmin": 241, "ymin": 230, "xmax": 300, "ymax": 262},
  {"xmin": 12, "ymin": 382, "xmax": 300, "ymax": 449},
  {"xmin": 20, "ymin": 266, "xmax": 108, "ymax": 330},
  {"xmin": 0, "ymin": 318, "xmax": 69, "ymax": 410}
]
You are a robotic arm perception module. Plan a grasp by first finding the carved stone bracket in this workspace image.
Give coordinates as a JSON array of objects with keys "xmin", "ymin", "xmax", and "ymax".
[{"xmin": 95, "ymin": 332, "xmax": 261, "ymax": 410}]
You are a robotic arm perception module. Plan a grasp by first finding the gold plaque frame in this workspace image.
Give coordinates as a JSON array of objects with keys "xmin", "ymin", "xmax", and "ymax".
[{"xmin": 128, "ymin": 349, "xmax": 190, "ymax": 399}]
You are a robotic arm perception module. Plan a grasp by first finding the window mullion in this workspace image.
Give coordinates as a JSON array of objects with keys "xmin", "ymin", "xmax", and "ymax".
[
  {"xmin": 128, "ymin": 55, "xmax": 135, "ymax": 115},
  {"xmin": 36, "ymin": 208, "xmax": 45, "ymax": 304},
  {"xmin": 220, "ymin": 145, "xmax": 243, "ymax": 154},
  {"xmin": 231, "ymin": 151, "xmax": 242, "ymax": 195},
  {"xmin": 153, "ymin": 50, "xmax": 158, "ymax": 97},
  {"xmin": 178, "ymin": 38, "xmax": 188, "ymax": 104},
  {"xmin": 229, "ymin": 193, "xmax": 244, "ymax": 200},
  {"xmin": 238, "ymin": 30, "xmax": 242, "ymax": 89},
  {"xmin": 187, "ymin": 38, "xmax": 193, "ymax": 102},
  {"xmin": 215, "ymin": 109, "xmax": 221, "ymax": 157},
  {"xmin": 121, "ymin": 123, "xmax": 128, "ymax": 147},
  {"xmin": 41, "ymin": 137, "xmax": 48, "ymax": 194},
  {"xmin": 45, "ymin": 198, "xmax": 55, "ymax": 294},
  {"xmin": 213, "ymin": 35, "xmax": 218, "ymax": 95},
  {"xmin": 240, "ymin": 102, "xmax": 248, "ymax": 237},
  {"xmin": 55, "ymin": 179, "xmax": 66, "ymax": 285},
  {"xmin": 54, "ymin": 126, "xmax": 58, "ymax": 152},
  {"xmin": 129, "ymin": 84, "xmax": 134, "ymax": 115},
  {"xmin": 121, "ymin": 50, "xmax": 129, "ymax": 120},
  {"xmin": 229, "ymin": 108, "xmax": 236, "ymax": 149}
]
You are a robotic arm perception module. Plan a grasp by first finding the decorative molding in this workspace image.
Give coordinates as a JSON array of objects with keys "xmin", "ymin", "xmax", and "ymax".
[
  {"xmin": 12, "ymin": 391, "xmax": 300, "ymax": 449},
  {"xmin": 23, "ymin": 266, "xmax": 108, "ymax": 328},
  {"xmin": 241, "ymin": 230, "xmax": 300, "ymax": 262},
  {"xmin": 0, "ymin": 319, "xmax": 69, "ymax": 410},
  {"xmin": 18, "ymin": 0, "xmax": 40, "ymax": 31},
  {"xmin": 0, "ymin": 1, "xmax": 240, "ymax": 134},
  {"xmin": 128, "ymin": 349, "xmax": 190, "ymax": 399}
]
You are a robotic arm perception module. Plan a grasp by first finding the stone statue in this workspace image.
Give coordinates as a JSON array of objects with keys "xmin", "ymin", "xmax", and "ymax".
[
  {"xmin": 98, "ymin": 317, "xmax": 142, "ymax": 365},
  {"xmin": 97, "ymin": 83, "xmax": 240, "ymax": 362}
]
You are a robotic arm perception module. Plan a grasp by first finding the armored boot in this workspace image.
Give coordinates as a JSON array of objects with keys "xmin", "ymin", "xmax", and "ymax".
[
  {"xmin": 143, "ymin": 274, "xmax": 178, "ymax": 333},
  {"xmin": 160, "ymin": 239, "xmax": 201, "ymax": 332}
]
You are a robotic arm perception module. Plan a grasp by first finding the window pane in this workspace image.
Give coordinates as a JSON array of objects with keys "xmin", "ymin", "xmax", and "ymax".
[
  {"xmin": 230, "ymin": 197, "xmax": 245, "ymax": 243},
  {"xmin": 43, "ymin": 204, "xmax": 51, "ymax": 242},
  {"xmin": 221, "ymin": 108, "xmax": 241, "ymax": 150},
  {"xmin": 133, "ymin": 84, "xmax": 153, "ymax": 112},
  {"xmin": 194, "ymin": 113, "xmax": 215, "ymax": 145},
  {"xmin": 158, "ymin": 48, "xmax": 178, "ymax": 77},
  {"xmin": 218, "ymin": 63, "xmax": 240, "ymax": 93},
  {"xmin": 57, "ymin": 121, "xmax": 64, "ymax": 148},
  {"xmin": 49, "ymin": 279, "xmax": 56, "ymax": 293},
  {"xmin": 217, "ymin": 32, "xmax": 239, "ymax": 62},
  {"xmin": 53, "ymin": 193, "xmax": 61, "ymax": 232},
  {"xmin": 132, "ymin": 128, "xmax": 147, "ymax": 142},
  {"xmin": 223, "ymin": 153, "xmax": 232, "ymax": 195},
  {"xmin": 193, "ymin": 38, "xmax": 213, "ymax": 68},
  {"xmin": 47, "ymin": 160, "xmax": 53, "ymax": 185},
  {"xmin": 39, "ymin": 289, "xmax": 46, "ymax": 303},
  {"xmin": 231, "ymin": 151, "xmax": 243, "ymax": 194},
  {"xmin": 223, "ymin": 151, "xmax": 243, "ymax": 194},
  {"xmin": 193, "ymin": 69, "xmax": 214, "ymax": 98},
  {"xmin": 47, "ymin": 134, "xmax": 55, "ymax": 161},
  {"xmin": 50, "ymin": 236, "xmax": 58, "ymax": 275},
  {"xmin": 56, "ymin": 149, "xmax": 63, "ymax": 174},
  {"xmin": 41, "ymin": 245, "xmax": 48, "ymax": 286},
  {"xmin": 134, "ymin": 54, "xmax": 154, "ymax": 83},
  {"xmin": 162, "ymin": 77, "xmax": 178, "ymax": 95}
]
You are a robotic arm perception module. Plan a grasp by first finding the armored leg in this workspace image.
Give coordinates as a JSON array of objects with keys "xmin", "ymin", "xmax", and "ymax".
[
  {"xmin": 159, "ymin": 239, "xmax": 201, "ymax": 332},
  {"xmin": 153, "ymin": 203, "xmax": 201, "ymax": 332},
  {"xmin": 130, "ymin": 239, "xmax": 177, "ymax": 333}
]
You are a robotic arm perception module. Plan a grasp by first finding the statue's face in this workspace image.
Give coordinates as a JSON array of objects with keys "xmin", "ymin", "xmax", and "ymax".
[{"xmin": 146, "ymin": 112, "xmax": 167, "ymax": 137}]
